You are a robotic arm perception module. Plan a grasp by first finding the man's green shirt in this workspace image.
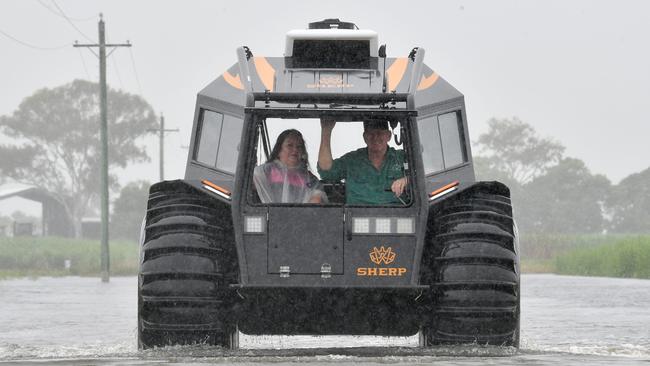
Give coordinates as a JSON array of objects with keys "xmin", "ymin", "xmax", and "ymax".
[{"xmin": 318, "ymin": 147, "xmax": 405, "ymax": 205}]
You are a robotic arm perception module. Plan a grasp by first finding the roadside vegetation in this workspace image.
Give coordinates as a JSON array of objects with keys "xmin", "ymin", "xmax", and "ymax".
[
  {"xmin": 520, "ymin": 234, "xmax": 650, "ymax": 279},
  {"xmin": 554, "ymin": 236, "xmax": 650, "ymax": 279},
  {"xmin": 519, "ymin": 233, "xmax": 623, "ymax": 273},
  {"xmin": 0, "ymin": 237, "xmax": 138, "ymax": 279}
]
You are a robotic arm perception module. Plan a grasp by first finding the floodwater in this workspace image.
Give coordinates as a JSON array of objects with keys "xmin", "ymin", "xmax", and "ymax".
[{"xmin": 0, "ymin": 274, "xmax": 649, "ymax": 365}]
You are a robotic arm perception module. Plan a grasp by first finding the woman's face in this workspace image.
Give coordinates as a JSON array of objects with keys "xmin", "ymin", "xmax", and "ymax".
[{"xmin": 278, "ymin": 134, "xmax": 303, "ymax": 168}]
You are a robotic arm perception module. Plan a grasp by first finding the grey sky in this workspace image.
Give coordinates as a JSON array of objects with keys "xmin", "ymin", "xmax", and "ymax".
[{"xmin": 1, "ymin": 0, "xmax": 649, "ymax": 187}]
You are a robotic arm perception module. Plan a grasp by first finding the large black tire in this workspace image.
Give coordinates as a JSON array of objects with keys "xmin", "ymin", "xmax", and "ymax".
[
  {"xmin": 138, "ymin": 181, "xmax": 239, "ymax": 349},
  {"xmin": 421, "ymin": 183, "xmax": 520, "ymax": 346}
]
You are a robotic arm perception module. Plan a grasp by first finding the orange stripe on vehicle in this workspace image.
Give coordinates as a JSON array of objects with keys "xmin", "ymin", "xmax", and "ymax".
[
  {"xmin": 223, "ymin": 71, "xmax": 243, "ymax": 90},
  {"xmin": 429, "ymin": 181, "xmax": 459, "ymax": 197},
  {"xmin": 386, "ymin": 58, "xmax": 408, "ymax": 92},
  {"xmin": 202, "ymin": 179, "xmax": 232, "ymax": 195},
  {"xmin": 417, "ymin": 72, "xmax": 439, "ymax": 90},
  {"xmin": 254, "ymin": 57, "xmax": 275, "ymax": 91}
]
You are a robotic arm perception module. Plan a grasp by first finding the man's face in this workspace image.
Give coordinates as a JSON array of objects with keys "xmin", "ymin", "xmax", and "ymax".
[{"xmin": 363, "ymin": 128, "xmax": 391, "ymax": 154}]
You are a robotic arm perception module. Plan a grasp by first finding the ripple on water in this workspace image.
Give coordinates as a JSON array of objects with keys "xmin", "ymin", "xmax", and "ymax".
[{"xmin": 0, "ymin": 341, "xmax": 136, "ymax": 361}]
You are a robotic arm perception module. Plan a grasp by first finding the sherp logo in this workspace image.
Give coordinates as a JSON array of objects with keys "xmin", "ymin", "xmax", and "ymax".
[
  {"xmin": 357, "ymin": 246, "xmax": 406, "ymax": 277},
  {"xmin": 369, "ymin": 246, "xmax": 396, "ymax": 265}
]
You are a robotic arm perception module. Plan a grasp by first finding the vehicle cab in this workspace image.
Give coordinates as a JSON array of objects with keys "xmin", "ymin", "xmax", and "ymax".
[{"xmin": 183, "ymin": 19, "xmax": 475, "ymax": 288}]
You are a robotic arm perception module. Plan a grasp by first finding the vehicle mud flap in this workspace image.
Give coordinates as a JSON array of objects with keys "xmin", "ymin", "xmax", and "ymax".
[
  {"xmin": 420, "ymin": 182, "xmax": 520, "ymax": 347},
  {"xmin": 138, "ymin": 180, "xmax": 240, "ymax": 349}
]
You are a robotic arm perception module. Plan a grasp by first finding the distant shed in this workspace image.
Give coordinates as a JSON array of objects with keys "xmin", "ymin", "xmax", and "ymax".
[{"xmin": 0, "ymin": 183, "xmax": 74, "ymax": 237}]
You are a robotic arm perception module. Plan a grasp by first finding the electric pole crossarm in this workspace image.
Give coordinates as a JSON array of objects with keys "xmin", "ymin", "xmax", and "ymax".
[
  {"xmin": 74, "ymin": 42, "xmax": 131, "ymax": 48},
  {"xmin": 74, "ymin": 43, "xmax": 131, "ymax": 58},
  {"xmin": 106, "ymin": 44, "xmax": 131, "ymax": 57},
  {"xmin": 74, "ymin": 42, "xmax": 99, "ymax": 57}
]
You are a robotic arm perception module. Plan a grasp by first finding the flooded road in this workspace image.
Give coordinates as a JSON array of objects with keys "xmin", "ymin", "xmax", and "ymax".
[{"xmin": 0, "ymin": 274, "xmax": 649, "ymax": 365}]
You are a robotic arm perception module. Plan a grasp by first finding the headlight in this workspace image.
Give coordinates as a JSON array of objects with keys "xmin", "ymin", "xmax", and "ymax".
[
  {"xmin": 352, "ymin": 217, "xmax": 370, "ymax": 234},
  {"xmin": 396, "ymin": 218, "xmax": 414, "ymax": 234},
  {"xmin": 351, "ymin": 217, "xmax": 415, "ymax": 235},
  {"xmin": 244, "ymin": 216, "xmax": 265, "ymax": 233},
  {"xmin": 374, "ymin": 218, "xmax": 392, "ymax": 234}
]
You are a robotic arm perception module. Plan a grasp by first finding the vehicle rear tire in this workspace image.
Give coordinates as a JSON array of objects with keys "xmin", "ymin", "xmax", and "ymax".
[
  {"xmin": 421, "ymin": 184, "xmax": 520, "ymax": 346},
  {"xmin": 138, "ymin": 181, "xmax": 238, "ymax": 349}
]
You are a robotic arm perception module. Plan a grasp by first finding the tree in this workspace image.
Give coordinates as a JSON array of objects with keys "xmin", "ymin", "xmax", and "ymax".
[
  {"xmin": 608, "ymin": 167, "xmax": 650, "ymax": 233},
  {"xmin": 0, "ymin": 80, "xmax": 157, "ymax": 237},
  {"xmin": 475, "ymin": 117, "xmax": 565, "ymax": 185},
  {"xmin": 519, "ymin": 158, "xmax": 611, "ymax": 233},
  {"xmin": 473, "ymin": 155, "xmax": 523, "ymax": 194},
  {"xmin": 110, "ymin": 181, "xmax": 151, "ymax": 241}
]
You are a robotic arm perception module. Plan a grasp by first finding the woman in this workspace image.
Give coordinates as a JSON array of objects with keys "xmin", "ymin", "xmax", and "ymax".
[{"xmin": 254, "ymin": 129, "xmax": 327, "ymax": 204}]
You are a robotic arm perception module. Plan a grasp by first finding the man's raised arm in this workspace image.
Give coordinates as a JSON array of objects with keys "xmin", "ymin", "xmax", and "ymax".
[{"xmin": 318, "ymin": 118, "xmax": 336, "ymax": 171}]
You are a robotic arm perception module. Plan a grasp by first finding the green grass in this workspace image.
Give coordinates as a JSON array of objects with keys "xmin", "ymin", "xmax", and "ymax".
[
  {"xmin": 519, "ymin": 233, "xmax": 627, "ymax": 260},
  {"xmin": 0, "ymin": 237, "xmax": 138, "ymax": 279},
  {"xmin": 518, "ymin": 233, "xmax": 619, "ymax": 274},
  {"xmin": 555, "ymin": 236, "xmax": 650, "ymax": 279},
  {"xmin": 520, "ymin": 258, "xmax": 554, "ymax": 273},
  {"xmin": 518, "ymin": 233, "xmax": 650, "ymax": 278}
]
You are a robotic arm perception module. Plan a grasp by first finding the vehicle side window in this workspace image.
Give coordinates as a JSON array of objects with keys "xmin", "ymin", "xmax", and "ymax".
[
  {"xmin": 216, "ymin": 114, "xmax": 243, "ymax": 173},
  {"xmin": 194, "ymin": 109, "xmax": 243, "ymax": 173},
  {"xmin": 417, "ymin": 116, "xmax": 444, "ymax": 174},
  {"xmin": 195, "ymin": 110, "xmax": 223, "ymax": 167},
  {"xmin": 417, "ymin": 111, "xmax": 467, "ymax": 175},
  {"xmin": 439, "ymin": 112, "xmax": 467, "ymax": 168}
]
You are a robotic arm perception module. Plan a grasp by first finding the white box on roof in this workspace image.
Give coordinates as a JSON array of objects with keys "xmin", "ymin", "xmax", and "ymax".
[{"xmin": 285, "ymin": 29, "xmax": 379, "ymax": 57}]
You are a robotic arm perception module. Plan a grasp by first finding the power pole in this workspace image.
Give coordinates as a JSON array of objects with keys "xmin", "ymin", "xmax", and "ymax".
[
  {"xmin": 148, "ymin": 113, "xmax": 179, "ymax": 181},
  {"xmin": 74, "ymin": 14, "xmax": 131, "ymax": 283}
]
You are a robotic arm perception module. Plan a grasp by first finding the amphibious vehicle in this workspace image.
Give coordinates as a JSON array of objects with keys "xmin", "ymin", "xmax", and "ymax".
[{"xmin": 138, "ymin": 19, "xmax": 520, "ymax": 349}]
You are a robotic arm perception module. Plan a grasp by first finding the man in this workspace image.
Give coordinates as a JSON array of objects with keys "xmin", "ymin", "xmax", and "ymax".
[{"xmin": 317, "ymin": 118, "xmax": 408, "ymax": 205}]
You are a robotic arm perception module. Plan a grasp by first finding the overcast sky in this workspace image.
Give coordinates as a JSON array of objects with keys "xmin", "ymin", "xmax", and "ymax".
[{"xmin": 1, "ymin": 0, "xmax": 649, "ymax": 191}]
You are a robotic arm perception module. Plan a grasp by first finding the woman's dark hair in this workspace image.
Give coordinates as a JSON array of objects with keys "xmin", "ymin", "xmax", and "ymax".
[{"xmin": 267, "ymin": 129, "xmax": 309, "ymax": 168}]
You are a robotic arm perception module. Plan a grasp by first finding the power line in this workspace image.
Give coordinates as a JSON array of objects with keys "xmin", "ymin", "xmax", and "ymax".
[
  {"xmin": 50, "ymin": 0, "xmax": 94, "ymax": 42},
  {"xmin": 35, "ymin": 0, "xmax": 96, "ymax": 22},
  {"xmin": 128, "ymin": 48, "xmax": 144, "ymax": 96},
  {"xmin": 0, "ymin": 27, "xmax": 71, "ymax": 50}
]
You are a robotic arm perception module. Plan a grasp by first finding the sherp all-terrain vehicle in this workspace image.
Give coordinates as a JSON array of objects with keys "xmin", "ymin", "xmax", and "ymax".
[{"xmin": 138, "ymin": 19, "xmax": 520, "ymax": 349}]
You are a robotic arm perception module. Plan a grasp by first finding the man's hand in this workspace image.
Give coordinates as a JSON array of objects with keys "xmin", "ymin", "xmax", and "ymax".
[
  {"xmin": 320, "ymin": 118, "xmax": 336, "ymax": 132},
  {"xmin": 318, "ymin": 118, "xmax": 336, "ymax": 171},
  {"xmin": 308, "ymin": 194, "xmax": 322, "ymax": 204},
  {"xmin": 391, "ymin": 177, "xmax": 408, "ymax": 197}
]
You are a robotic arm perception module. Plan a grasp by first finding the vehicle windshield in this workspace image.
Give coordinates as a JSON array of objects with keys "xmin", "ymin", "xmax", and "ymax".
[{"xmin": 248, "ymin": 117, "xmax": 412, "ymax": 206}]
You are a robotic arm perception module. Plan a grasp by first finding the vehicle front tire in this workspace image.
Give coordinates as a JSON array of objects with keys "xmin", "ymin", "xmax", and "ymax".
[
  {"xmin": 421, "ymin": 183, "xmax": 520, "ymax": 347},
  {"xmin": 137, "ymin": 181, "xmax": 238, "ymax": 349}
]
